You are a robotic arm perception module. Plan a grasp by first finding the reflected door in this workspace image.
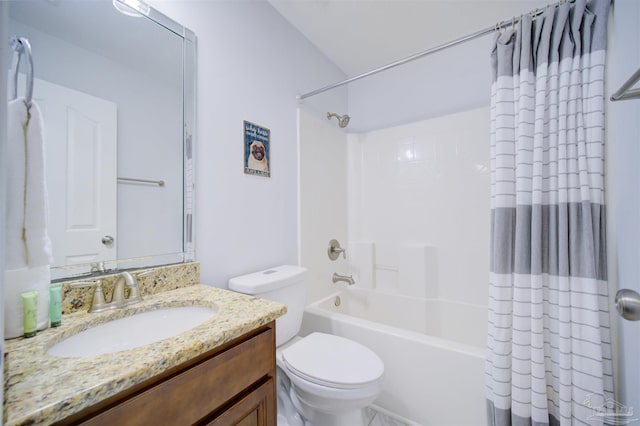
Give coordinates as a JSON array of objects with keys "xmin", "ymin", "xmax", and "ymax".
[{"xmin": 33, "ymin": 77, "xmax": 117, "ymax": 266}]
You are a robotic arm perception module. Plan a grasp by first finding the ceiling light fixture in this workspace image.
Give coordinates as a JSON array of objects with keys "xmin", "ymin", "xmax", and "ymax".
[{"xmin": 112, "ymin": 0, "xmax": 150, "ymax": 17}]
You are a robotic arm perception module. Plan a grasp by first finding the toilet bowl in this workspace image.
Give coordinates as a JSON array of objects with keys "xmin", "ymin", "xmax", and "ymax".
[
  {"xmin": 278, "ymin": 333, "xmax": 383, "ymax": 425},
  {"xmin": 228, "ymin": 266, "xmax": 384, "ymax": 426}
]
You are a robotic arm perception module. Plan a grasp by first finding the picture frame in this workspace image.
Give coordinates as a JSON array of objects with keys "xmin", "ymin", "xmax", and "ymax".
[{"xmin": 243, "ymin": 120, "xmax": 271, "ymax": 177}]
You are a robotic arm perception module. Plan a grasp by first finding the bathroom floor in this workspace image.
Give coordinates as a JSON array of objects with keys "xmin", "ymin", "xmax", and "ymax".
[
  {"xmin": 276, "ymin": 405, "xmax": 411, "ymax": 426},
  {"xmin": 365, "ymin": 407, "xmax": 411, "ymax": 426}
]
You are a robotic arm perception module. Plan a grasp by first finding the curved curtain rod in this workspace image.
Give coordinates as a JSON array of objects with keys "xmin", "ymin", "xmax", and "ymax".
[
  {"xmin": 610, "ymin": 67, "xmax": 640, "ymax": 101},
  {"xmin": 297, "ymin": 0, "xmax": 575, "ymax": 101}
]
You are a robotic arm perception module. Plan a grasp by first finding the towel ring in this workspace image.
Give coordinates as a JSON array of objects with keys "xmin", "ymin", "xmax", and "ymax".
[{"xmin": 8, "ymin": 36, "xmax": 34, "ymax": 108}]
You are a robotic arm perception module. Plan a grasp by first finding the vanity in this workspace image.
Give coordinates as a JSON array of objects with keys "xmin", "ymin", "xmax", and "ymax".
[
  {"xmin": 3, "ymin": 265, "xmax": 286, "ymax": 426},
  {"xmin": 60, "ymin": 318, "xmax": 276, "ymax": 426}
]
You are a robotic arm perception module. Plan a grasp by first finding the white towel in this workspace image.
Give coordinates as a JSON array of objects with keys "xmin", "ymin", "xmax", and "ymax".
[
  {"xmin": 5, "ymin": 98, "xmax": 52, "ymax": 269},
  {"xmin": 4, "ymin": 98, "xmax": 53, "ymax": 338},
  {"xmin": 6, "ymin": 98, "xmax": 28, "ymax": 269},
  {"xmin": 23, "ymin": 100, "xmax": 52, "ymax": 267}
]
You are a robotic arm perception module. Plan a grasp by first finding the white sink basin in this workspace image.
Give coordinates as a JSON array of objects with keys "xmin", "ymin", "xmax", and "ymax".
[{"xmin": 47, "ymin": 306, "xmax": 217, "ymax": 358}]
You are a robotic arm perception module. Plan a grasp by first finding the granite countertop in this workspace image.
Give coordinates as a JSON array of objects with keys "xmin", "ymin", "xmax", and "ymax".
[{"xmin": 3, "ymin": 284, "xmax": 287, "ymax": 426}]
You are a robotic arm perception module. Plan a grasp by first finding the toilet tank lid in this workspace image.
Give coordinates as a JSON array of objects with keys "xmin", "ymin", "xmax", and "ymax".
[{"xmin": 228, "ymin": 265, "xmax": 308, "ymax": 294}]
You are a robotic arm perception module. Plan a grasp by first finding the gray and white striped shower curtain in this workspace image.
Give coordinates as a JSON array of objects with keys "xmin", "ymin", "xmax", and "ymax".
[{"xmin": 486, "ymin": 0, "xmax": 613, "ymax": 425}]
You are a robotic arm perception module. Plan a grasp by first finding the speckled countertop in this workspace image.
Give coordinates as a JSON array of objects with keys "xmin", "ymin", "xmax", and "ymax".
[{"xmin": 3, "ymin": 284, "xmax": 287, "ymax": 426}]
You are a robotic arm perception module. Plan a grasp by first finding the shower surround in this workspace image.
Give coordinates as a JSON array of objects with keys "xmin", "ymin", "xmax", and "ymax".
[
  {"xmin": 299, "ymin": 106, "xmax": 492, "ymax": 424},
  {"xmin": 346, "ymin": 107, "xmax": 490, "ymax": 306}
]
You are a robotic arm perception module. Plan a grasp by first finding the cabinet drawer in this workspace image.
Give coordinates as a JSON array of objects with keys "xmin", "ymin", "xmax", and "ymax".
[{"xmin": 81, "ymin": 327, "xmax": 275, "ymax": 425}]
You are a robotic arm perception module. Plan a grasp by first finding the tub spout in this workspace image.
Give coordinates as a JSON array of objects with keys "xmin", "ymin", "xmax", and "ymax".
[{"xmin": 332, "ymin": 272, "xmax": 355, "ymax": 285}]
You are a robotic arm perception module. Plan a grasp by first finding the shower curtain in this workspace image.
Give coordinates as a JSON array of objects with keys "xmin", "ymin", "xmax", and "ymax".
[{"xmin": 486, "ymin": 0, "xmax": 612, "ymax": 425}]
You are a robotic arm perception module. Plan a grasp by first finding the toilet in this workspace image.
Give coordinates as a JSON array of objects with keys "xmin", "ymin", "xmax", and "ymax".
[{"xmin": 228, "ymin": 265, "xmax": 384, "ymax": 426}]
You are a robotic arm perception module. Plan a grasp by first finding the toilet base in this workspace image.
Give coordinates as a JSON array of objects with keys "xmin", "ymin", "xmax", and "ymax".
[
  {"xmin": 298, "ymin": 404, "xmax": 366, "ymax": 426},
  {"xmin": 277, "ymin": 367, "xmax": 370, "ymax": 426},
  {"xmin": 291, "ymin": 387, "xmax": 367, "ymax": 426}
]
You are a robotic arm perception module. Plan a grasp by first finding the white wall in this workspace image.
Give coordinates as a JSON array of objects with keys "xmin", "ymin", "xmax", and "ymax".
[
  {"xmin": 346, "ymin": 35, "xmax": 493, "ymax": 133},
  {"xmin": 150, "ymin": 0, "xmax": 347, "ymax": 287},
  {"xmin": 7, "ymin": 17, "xmax": 183, "ymax": 263},
  {"xmin": 607, "ymin": 0, "xmax": 640, "ymax": 413},
  {"xmin": 340, "ymin": 15, "xmax": 494, "ymax": 307},
  {"xmin": 299, "ymin": 106, "xmax": 348, "ymax": 304},
  {"xmin": 347, "ymin": 107, "xmax": 490, "ymax": 306}
]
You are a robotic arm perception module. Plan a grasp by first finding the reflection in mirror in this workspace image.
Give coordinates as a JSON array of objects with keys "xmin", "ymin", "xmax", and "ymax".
[{"xmin": 7, "ymin": 0, "xmax": 195, "ymax": 279}]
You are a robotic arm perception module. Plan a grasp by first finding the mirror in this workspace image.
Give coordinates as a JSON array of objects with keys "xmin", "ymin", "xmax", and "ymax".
[{"xmin": 7, "ymin": 0, "xmax": 195, "ymax": 279}]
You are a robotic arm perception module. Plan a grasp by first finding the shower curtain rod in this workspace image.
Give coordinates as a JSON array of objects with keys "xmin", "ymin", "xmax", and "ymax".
[{"xmin": 297, "ymin": 1, "xmax": 573, "ymax": 101}]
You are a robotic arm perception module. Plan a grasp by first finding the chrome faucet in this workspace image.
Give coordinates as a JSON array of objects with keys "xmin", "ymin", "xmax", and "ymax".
[
  {"xmin": 90, "ymin": 261, "xmax": 107, "ymax": 273},
  {"xmin": 328, "ymin": 239, "xmax": 346, "ymax": 261},
  {"xmin": 112, "ymin": 271, "xmax": 143, "ymax": 307},
  {"xmin": 70, "ymin": 270, "xmax": 147, "ymax": 313},
  {"xmin": 332, "ymin": 272, "xmax": 355, "ymax": 285}
]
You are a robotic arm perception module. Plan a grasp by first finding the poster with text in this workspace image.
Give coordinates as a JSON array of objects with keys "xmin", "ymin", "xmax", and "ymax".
[{"xmin": 244, "ymin": 120, "xmax": 270, "ymax": 177}]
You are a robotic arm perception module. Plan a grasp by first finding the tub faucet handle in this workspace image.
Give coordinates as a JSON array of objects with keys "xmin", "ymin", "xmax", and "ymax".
[{"xmin": 328, "ymin": 239, "xmax": 346, "ymax": 261}]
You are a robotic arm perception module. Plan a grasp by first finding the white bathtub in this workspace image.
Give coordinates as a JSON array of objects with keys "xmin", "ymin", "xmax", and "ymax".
[{"xmin": 300, "ymin": 288, "xmax": 488, "ymax": 426}]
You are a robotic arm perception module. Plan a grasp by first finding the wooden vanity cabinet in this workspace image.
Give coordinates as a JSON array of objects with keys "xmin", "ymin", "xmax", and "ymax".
[{"xmin": 56, "ymin": 322, "xmax": 277, "ymax": 426}]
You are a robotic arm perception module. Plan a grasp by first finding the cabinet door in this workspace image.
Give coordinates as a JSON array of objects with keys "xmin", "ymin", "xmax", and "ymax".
[
  {"xmin": 75, "ymin": 328, "xmax": 274, "ymax": 426},
  {"xmin": 204, "ymin": 378, "xmax": 275, "ymax": 426}
]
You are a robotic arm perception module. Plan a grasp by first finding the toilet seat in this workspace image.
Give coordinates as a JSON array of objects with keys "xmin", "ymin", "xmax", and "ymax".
[{"xmin": 281, "ymin": 332, "xmax": 384, "ymax": 390}]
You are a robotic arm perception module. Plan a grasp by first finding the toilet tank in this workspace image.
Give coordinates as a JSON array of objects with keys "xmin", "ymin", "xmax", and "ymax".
[{"xmin": 228, "ymin": 265, "xmax": 307, "ymax": 346}]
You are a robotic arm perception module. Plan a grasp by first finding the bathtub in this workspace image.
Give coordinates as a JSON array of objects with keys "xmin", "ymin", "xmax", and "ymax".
[{"xmin": 300, "ymin": 288, "xmax": 488, "ymax": 426}]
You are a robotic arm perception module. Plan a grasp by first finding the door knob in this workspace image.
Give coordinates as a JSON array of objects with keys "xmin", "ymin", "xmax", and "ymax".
[
  {"xmin": 615, "ymin": 289, "xmax": 640, "ymax": 321},
  {"xmin": 101, "ymin": 235, "xmax": 114, "ymax": 247}
]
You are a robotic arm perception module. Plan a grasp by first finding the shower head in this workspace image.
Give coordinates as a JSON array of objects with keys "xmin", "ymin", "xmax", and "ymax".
[{"xmin": 327, "ymin": 112, "xmax": 350, "ymax": 128}]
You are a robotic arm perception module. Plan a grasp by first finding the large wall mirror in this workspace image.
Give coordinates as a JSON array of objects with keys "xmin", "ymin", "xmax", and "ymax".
[{"xmin": 8, "ymin": 0, "xmax": 195, "ymax": 279}]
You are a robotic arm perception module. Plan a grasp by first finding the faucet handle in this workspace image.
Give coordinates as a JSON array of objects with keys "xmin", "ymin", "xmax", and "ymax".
[
  {"xmin": 132, "ymin": 270, "xmax": 154, "ymax": 279},
  {"xmin": 90, "ymin": 262, "xmax": 107, "ymax": 273},
  {"xmin": 328, "ymin": 239, "xmax": 346, "ymax": 261},
  {"xmin": 69, "ymin": 280, "xmax": 109, "ymax": 313}
]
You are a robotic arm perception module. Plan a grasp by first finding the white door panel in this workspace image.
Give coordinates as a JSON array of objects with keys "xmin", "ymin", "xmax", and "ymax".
[{"xmin": 21, "ymin": 75, "xmax": 118, "ymax": 266}]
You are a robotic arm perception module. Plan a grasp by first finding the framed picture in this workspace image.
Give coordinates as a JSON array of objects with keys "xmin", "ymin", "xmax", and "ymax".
[{"xmin": 244, "ymin": 120, "xmax": 271, "ymax": 177}]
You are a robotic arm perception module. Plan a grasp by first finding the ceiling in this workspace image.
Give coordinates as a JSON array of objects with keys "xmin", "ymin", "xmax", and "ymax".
[{"xmin": 268, "ymin": 0, "xmax": 548, "ymax": 77}]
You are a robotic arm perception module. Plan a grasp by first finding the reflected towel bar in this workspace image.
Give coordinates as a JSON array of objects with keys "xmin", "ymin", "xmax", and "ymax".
[{"xmin": 117, "ymin": 177, "xmax": 165, "ymax": 186}]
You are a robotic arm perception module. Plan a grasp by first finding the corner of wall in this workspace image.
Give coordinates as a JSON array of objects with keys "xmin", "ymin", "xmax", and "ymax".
[
  {"xmin": 1, "ymin": 2, "xmax": 9, "ymax": 419},
  {"xmin": 605, "ymin": 0, "xmax": 640, "ymax": 411}
]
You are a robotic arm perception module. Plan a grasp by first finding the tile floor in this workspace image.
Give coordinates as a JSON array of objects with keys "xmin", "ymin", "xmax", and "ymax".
[{"xmin": 365, "ymin": 406, "xmax": 411, "ymax": 426}]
